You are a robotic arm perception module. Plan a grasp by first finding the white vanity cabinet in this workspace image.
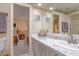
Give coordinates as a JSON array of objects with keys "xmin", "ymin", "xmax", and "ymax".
[
  {"xmin": 45, "ymin": 45, "xmax": 64, "ymax": 56},
  {"xmin": 32, "ymin": 37, "xmax": 64, "ymax": 56},
  {"xmin": 0, "ymin": 37, "xmax": 6, "ymax": 55},
  {"xmin": 32, "ymin": 38, "xmax": 40, "ymax": 56}
]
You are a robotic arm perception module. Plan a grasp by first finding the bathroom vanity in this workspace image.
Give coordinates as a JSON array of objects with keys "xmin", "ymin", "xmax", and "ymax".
[
  {"xmin": 0, "ymin": 12, "xmax": 8, "ymax": 55},
  {"xmin": 31, "ymin": 34, "xmax": 79, "ymax": 56},
  {"xmin": 0, "ymin": 36, "xmax": 6, "ymax": 55}
]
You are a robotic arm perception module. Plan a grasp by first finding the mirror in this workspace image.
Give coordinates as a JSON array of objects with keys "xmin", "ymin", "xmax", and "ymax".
[{"xmin": 0, "ymin": 12, "xmax": 8, "ymax": 34}]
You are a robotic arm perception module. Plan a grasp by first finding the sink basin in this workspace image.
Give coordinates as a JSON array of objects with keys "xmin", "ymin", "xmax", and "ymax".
[
  {"xmin": 54, "ymin": 40, "xmax": 79, "ymax": 52},
  {"xmin": 44, "ymin": 37, "xmax": 55, "ymax": 43}
]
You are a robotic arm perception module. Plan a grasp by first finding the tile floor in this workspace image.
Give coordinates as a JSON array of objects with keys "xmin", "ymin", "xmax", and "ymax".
[{"xmin": 14, "ymin": 39, "xmax": 29, "ymax": 56}]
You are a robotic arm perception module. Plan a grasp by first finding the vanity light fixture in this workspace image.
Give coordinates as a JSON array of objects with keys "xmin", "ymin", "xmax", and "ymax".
[
  {"xmin": 38, "ymin": 3, "xmax": 42, "ymax": 6},
  {"xmin": 49, "ymin": 7, "xmax": 53, "ymax": 10}
]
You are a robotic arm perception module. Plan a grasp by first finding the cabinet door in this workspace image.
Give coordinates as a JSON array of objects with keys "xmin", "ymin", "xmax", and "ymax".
[
  {"xmin": 32, "ymin": 38, "xmax": 40, "ymax": 56},
  {"xmin": 0, "ymin": 12, "xmax": 8, "ymax": 33},
  {"xmin": 31, "ymin": 37, "xmax": 64, "ymax": 56}
]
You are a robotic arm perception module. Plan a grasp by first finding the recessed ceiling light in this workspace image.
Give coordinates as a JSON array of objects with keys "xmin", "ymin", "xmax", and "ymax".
[
  {"xmin": 38, "ymin": 3, "xmax": 42, "ymax": 6},
  {"xmin": 49, "ymin": 7, "xmax": 53, "ymax": 10}
]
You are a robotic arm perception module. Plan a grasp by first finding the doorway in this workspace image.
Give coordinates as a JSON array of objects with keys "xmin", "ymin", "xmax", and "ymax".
[
  {"xmin": 53, "ymin": 14, "xmax": 59, "ymax": 33},
  {"xmin": 13, "ymin": 4, "xmax": 30, "ymax": 56}
]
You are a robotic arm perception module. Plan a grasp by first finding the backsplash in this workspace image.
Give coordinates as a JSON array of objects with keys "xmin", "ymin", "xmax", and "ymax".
[
  {"xmin": 47, "ymin": 33, "xmax": 79, "ymax": 44},
  {"xmin": 47, "ymin": 33, "xmax": 68, "ymax": 41}
]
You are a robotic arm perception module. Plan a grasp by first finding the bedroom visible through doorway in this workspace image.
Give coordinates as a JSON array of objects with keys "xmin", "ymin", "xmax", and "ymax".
[{"xmin": 13, "ymin": 4, "xmax": 30, "ymax": 56}]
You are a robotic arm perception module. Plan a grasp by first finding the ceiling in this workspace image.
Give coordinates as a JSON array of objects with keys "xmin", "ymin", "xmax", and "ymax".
[{"xmin": 31, "ymin": 3, "xmax": 79, "ymax": 14}]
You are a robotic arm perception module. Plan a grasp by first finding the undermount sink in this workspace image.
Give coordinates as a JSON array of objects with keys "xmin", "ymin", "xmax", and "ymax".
[
  {"xmin": 44, "ymin": 37, "xmax": 55, "ymax": 43},
  {"xmin": 54, "ymin": 40, "xmax": 79, "ymax": 52}
]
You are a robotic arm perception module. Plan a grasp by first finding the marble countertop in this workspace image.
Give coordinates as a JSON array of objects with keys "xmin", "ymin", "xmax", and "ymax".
[
  {"xmin": 0, "ymin": 37, "xmax": 6, "ymax": 42},
  {"xmin": 31, "ymin": 34, "xmax": 79, "ymax": 56}
]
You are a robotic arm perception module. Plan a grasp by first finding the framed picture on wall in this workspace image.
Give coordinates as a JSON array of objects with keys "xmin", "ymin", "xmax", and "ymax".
[
  {"xmin": 62, "ymin": 22, "xmax": 68, "ymax": 33},
  {"xmin": 35, "ymin": 15, "xmax": 40, "ymax": 22}
]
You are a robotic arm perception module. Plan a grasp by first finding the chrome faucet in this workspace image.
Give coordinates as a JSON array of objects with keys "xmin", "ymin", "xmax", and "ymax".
[{"xmin": 67, "ymin": 34, "xmax": 77, "ymax": 44}]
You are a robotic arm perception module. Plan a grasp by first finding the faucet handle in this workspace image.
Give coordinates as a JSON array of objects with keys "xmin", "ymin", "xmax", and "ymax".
[
  {"xmin": 73, "ymin": 38, "xmax": 77, "ymax": 44},
  {"xmin": 67, "ymin": 34, "xmax": 73, "ymax": 44}
]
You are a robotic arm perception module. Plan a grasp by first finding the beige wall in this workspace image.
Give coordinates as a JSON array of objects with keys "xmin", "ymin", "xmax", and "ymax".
[
  {"xmin": 14, "ymin": 4, "xmax": 29, "ymax": 33},
  {"xmin": 70, "ymin": 13, "xmax": 79, "ymax": 34},
  {"xmin": 14, "ymin": 18, "xmax": 29, "ymax": 32}
]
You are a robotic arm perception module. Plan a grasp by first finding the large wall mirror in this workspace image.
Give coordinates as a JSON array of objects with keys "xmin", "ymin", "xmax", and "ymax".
[{"xmin": 0, "ymin": 12, "xmax": 8, "ymax": 34}]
